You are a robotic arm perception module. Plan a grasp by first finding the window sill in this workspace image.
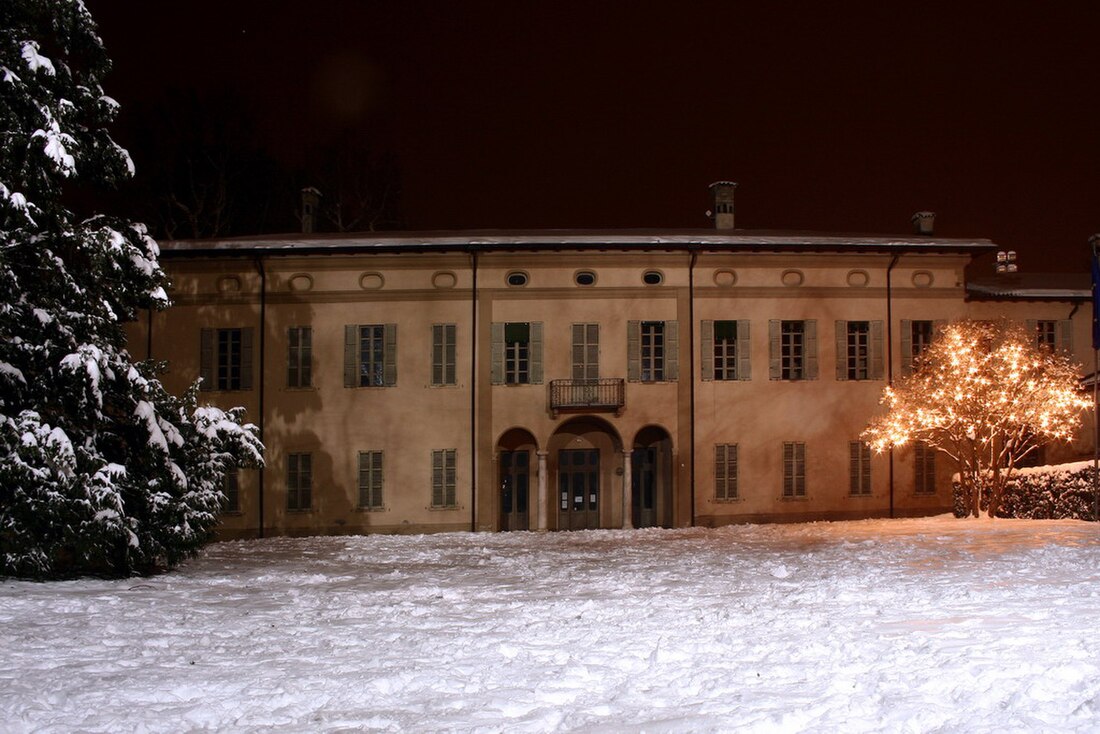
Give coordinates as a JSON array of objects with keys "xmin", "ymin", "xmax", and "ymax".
[
  {"xmin": 287, "ymin": 508, "xmax": 314, "ymax": 514},
  {"xmin": 284, "ymin": 386, "xmax": 317, "ymax": 392},
  {"xmin": 847, "ymin": 493, "xmax": 874, "ymax": 499},
  {"xmin": 356, "ymin": 506, "xmax": 387, "ymax": 513},
  {"xmin": 710, "ymin": 498, "xmax": 743, "ymax": 504},
  {"xmin": 428, "ymin": 383, "xmax": 462, "ymax": 389},
  {"xmin": 428, "ymin": 505, "xmax": 463, "ymax": 511},
  {"xmin": 779, "ymin": 495, "xmax": 808, "ymax": 502}
]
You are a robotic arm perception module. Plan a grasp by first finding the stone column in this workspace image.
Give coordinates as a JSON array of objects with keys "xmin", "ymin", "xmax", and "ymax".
[
  {"xmin": 536, "ymin": 450, "xmax": 549, "ymax": 531},
  {"xmin": 622, "ymin": 449, "xmax": 634, "ymax": 529}
]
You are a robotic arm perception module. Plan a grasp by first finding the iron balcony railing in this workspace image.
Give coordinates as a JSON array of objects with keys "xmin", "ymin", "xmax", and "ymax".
[{"xmin": 549, "ymin": 378, "xmax": 625, "ymax": 414}]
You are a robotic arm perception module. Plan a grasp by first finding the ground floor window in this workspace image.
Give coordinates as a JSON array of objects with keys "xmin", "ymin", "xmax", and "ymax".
[
  {"xmin": 432, "ymin": 449, "xmax": 457, "ymax": 508},
  {"xmin": 849, "ymin": 441, "xmax": 871, "ymax": 496},
  {"xmin": 287, "ymin": 453, "xmax": 312, "ymax": 510},
  {"xmin": 914, "ymin": 442, "xmax": 936, "ymax": 494},
  {"xmin": 715, "ymin": 444, "xmax": 738, "ymax": 500},
  {"xmin": 358, "ymin": 451, "xmax": 384, "ymax": 509},
  {"xmin": 782, "ymin": 442, "xmax": 806, "ymax": 497}
]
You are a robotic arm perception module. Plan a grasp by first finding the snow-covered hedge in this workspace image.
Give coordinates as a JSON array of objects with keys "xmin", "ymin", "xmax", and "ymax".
[{"xmin": 953, "ymin": 461, "xmax": 1100, "ymax": 521}]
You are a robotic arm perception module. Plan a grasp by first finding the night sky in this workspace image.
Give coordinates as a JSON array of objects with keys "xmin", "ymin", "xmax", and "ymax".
[{"xmin": 90, "ymin": 2, "xmax": 1099, "ymax": 272}]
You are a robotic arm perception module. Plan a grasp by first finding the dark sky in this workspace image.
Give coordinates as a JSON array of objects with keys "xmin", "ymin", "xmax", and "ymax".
[{"xmin": 90, "ymin": 1, "xmax": 1099, "ymax": 272}]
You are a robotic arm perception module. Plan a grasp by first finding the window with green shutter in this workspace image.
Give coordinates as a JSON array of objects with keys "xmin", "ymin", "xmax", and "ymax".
[
  {"xmin": 432, "ymin": 324, "xmax": 457, "ymax": 386},
  {"xmin": 715, "ymin": 444, "xmax": 738, "ymax": 500},
  {"xmin": 770, "ymin": 321, "xmax": 816, "ymax": 381},
  {"xmin": 914, "ymin": 441, "xmax": 936, "ymax": 494},
  {"xmin": 287, "ymin": 453, "xmax": 312, "ymax": 511},
  {"xmin": 358, "ymin": 451, "xmax": 384, "ymax": 509},
  {"xmin": 849, "ymin": 441, "xmax": 872, "ymax": 496},
  {"xmin": 200, "ymin": 327, "xmax": 254, "ymax": 391},
  {"xmin": 782, "ymin": 442, "xmax": 806, "ymax": 497},
  {"xmin": 287, "ymin": 326, "xmax": 312, "ymax": 388},
  {"xmin": 343, "ymin": 324, "xmax": 397, "ymax": 387},
  {"xmin": 432, "ymin": 449, "xmax": 457, "ymax": 508}
]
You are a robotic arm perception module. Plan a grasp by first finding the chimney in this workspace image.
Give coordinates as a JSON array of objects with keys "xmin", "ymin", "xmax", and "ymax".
[
  {"xmin": 301, "ymin": 187, "xmax": 322, "ymax": 234},
  {"xmin": 910, "ymin": 211, "xmax": 935, "ymax": 236},
  {"xmin": 709, "ymin": 181, "xmax": 737, "ymax": 230},
  {"xmin": 995, "ymin": 250, "xmax": 1018, "ymax": 274}
]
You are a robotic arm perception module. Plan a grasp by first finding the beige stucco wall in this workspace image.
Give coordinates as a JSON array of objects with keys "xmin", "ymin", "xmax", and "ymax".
[{"xmin": 125, "ymin": 245, "xmax": 1091, "ymax": 539}]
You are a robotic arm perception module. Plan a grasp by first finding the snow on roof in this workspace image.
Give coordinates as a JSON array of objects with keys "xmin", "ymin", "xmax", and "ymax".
[
  {"xmin": 158, "ymin": 228, "xmax": 996, "ymax": 257},
  {"xmin": 966, "ymin": 273, "xmax": 1091, "ymax": 301}
]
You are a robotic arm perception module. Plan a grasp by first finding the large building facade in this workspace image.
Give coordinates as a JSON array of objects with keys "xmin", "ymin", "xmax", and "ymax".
[{"xmin": 127, "ymin": 186, "xmax": 1094, "ymax": 538}]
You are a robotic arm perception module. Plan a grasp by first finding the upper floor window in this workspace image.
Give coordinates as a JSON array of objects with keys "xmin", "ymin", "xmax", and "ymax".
[
  {"xmin": 1028, "ymin": 319, "xmax": 1071, "ymax": 353},
  {"xmin": 769, "ymin": 320, "xmax": 817, "ymax": 381},
  {"xmin": 491, "ymin": 322, "xmax": 543, "ymax": 385},
  {"xmin": 572, "ymin": 323, "xmax": 599, "ymax": 380},
  {"xmin": 628, "ymin": 320, "xmax": 679, "ymax": 382},
  {"xmin": 344, "ymin": 324, "xmax": 397, "ymax": 388},
  {"xmin": 901, "ymin": 320, "xmax": 941, "ymax": 376},
  {"xmin": 574, "ymin": 271, "xmax": 597, "ymax": 286},
  {"xmin": 836, "ymin": 320, "xmax": 884, "ymax": 381},
  {"xmin": 642, "ymin": 271, "xmax": 663, "ymax": 286},
  {"xmin": 506, "ymin": 271, "xmax": 528, "ymax": 287},
  {"xmin": 200, "ymin": 327, "xmax": 253, "ymax": 391},
  {"xmin": 702, "ymin": 320, "xmax": 751, "ymax": 381},
  {"xmin": 432, "ymin": 324, "xmax": 457, "ymax": 386},
  {"xmin": 287, "ymin": 326, "xmax": 312, "ymax": 388}
]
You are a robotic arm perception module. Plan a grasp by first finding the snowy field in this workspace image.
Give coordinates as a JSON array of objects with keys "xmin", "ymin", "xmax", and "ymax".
[{"xmin": 4, "ymin": 517, "xmax": 1100, "ymax": 733}]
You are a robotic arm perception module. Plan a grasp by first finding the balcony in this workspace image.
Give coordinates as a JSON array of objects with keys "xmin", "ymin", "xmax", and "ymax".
[{"xmin": 549, "ymin": 378, "xmax": 625, "ymax": 417}]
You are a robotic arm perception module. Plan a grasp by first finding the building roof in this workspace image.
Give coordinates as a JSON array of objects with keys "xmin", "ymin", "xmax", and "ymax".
[
  {"xmin": 158, "ymin": 228, "xmax": 996, "ymax": 258},
  {"xmin": 966, "ymin": 273, "xmax": 1091, "ymax": 301}
]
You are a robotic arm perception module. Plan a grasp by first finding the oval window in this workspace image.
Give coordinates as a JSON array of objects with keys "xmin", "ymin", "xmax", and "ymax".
[
  {"xmin": 506, "ymin": 271, "xmax": 529, "ymax": 287},
  {"xmin": 642, "ymin": 271, "xmax": 663, "ymax": 286},
  {"xmin": 575, "ymin": 271, "xmax": 596, "ymax": 286}
]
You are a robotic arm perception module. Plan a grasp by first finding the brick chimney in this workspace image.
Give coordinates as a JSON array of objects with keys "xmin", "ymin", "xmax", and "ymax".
[{"xmin": 709, "ymin": 181, "xmax": 737, "ymax": 230}]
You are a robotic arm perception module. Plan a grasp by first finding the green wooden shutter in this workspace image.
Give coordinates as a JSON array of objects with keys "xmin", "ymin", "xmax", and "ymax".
[
  {"xmin": 240, "ymin": 328, "xmax": 254, "ymax": 390},
  {"xmin": 1057, "ymin": 320, "xmax": 1073, "ymax": 353},
  {"xmin": 700, "ymin": 320, "xmax": 714, "ymax": 381},
  {"xmin": 835, "ymin": 320, "xmax": 848, "ymax": 380},
  {"xmin": 627, "ymin": 321, "xmax": 641, "ymax": 382},
  {"xmin": 490, "ymin": 323, "xmax": 504, "ymax": 385},
  {"xmin": 871, "ymin": 320, "xmax": 884, "ymax": 379},
  {"xmin": 768, "ymin": 320, "xmax": 780, "ymax": 380},
  {"xmin": 344, "ymin": 325, "xmax": 358, "ymax": 388},
  {"xmin": 900, "ymin": 319, "xmax": 912, "ymax": 377},
  {"xmin": 199, "ymin": 328, "xmax": 214, "ymax": 391},
  {"xmin": 529, "ymin": 322, "xmax": 543, "ymax": 384},
  {"xmin": 737, "ymin": 320, "xmax": 751, "ymax": 380},
  {"xmin": 383, "ymin": 323, "xmax": 397, "ymax": 386},
  {"xmin": 665, "ymin": 320, "xmax": 679, "ymax": 381},
  {"xmin": 805, "ymin": 320, "xmax": 818, "ymax": 380}
]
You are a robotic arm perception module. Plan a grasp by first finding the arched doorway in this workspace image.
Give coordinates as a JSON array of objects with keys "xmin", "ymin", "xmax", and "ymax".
[
  {"xmin": 632, "ymin": 426, "xmax": 673, "ymax": 528},
  {"xmin": 496, "ymin": 428, "xmax": 537, "ymax": 531},
  {"xmin": 549, "ymin": 417, "xmax": 623, "ymax": 530}
]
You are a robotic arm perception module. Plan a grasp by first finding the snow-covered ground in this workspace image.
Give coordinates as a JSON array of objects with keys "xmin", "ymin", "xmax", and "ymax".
[{"xmin": 4, "ymin": 516, "xmax": 1100, "ymax": 733}]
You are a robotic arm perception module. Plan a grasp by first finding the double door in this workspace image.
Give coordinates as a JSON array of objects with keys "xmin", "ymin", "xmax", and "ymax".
[{"xmin": 559, "ymin": 449, "xmax": 599, "ymax": 530}]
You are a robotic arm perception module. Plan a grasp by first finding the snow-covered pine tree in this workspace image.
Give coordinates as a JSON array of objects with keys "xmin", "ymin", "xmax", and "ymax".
[{"xmin": 0, "ymin": 0, "xmax": 263, "ymax": 578}]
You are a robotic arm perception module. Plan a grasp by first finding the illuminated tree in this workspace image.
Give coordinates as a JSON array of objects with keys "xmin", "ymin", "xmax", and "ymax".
[{"xmin": 862, "ymin": 320, "xmax": 1091, "ymax": 518}]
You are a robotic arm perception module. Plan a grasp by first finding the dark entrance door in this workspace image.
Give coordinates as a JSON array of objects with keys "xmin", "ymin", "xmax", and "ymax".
[
  {"xmin": 559, "ymin": 449, "xmax": 600, "ymax": 530},
  {"xmin": 632, "ymin": 447, "xmax": 658, "ymax": 528},
  {"xmin": 499, "ymin": 450, "xmax": 530, "ymax": 531}
]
